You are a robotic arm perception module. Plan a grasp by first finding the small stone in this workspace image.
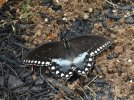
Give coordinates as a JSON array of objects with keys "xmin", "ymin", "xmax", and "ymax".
[
  {"xmin": 62, "ymin": 17, "xmax": 67, "ymax": 21},
  {"xmin": 114, "ymin": 46, "xmax": 124, "ymax": 53},
  {"xmin": 83, "ymin": 13, "xmax": 89, "ymax": 19},
  {"xmin": 128, "ymin": 59, "xmax": 132, "ymax": 63},
  {"xmin": 112, "ymin": 10, "xmax": 117, "ymax": 13},
  {"xmin": 44, "ymin": 18, "xmax": 49, "ymax": 22},
  {"xmin": 125, "ymin": 16, "xmax": 134, "ymax": 24},
  {"xmin": 88, "ymin": 8, "xmax": 93, "ymax": 13},
  {"xmin": 116, "ymin": 60, "xmax": 120, "ymax": 63},
  {"xmin": 129, "ymin": 80, "xmax": 133, "ymax": 83},
  {"xmin": 35, "ymin": 30, "xmax": 42, "ymax": 36}
]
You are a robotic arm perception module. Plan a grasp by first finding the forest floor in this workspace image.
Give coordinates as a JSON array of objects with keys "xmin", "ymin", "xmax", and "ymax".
[{"xmin": 0, "ymin": 0, "xmax": 134, "ymax": 99}]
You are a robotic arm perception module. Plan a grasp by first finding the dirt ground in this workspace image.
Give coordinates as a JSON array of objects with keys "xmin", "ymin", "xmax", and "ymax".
[{"xmin": 0, "ymin": 0, "xmax": 134, "ymax": 99}]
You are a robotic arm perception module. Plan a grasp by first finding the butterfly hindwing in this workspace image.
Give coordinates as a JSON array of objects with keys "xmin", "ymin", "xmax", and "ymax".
[{"xmin": 69, "ymin": 35, "xmax": 112, "ymax": 75}]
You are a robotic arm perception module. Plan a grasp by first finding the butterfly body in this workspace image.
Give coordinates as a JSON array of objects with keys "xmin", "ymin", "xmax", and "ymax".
[{"xmin": 23, "ymin": 35, "xmax": 112, "ymax": 80}]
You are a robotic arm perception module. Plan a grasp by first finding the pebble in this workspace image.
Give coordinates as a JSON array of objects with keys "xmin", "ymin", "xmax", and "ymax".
[
  {"xmin": 44, "ymin": 18, "xmax": 49, "ymax": 22},
  {"xmin": 114, "ymin": 46, "xmax": 124, "ymax": 54},
  {"xmin": 62, "ymin": 17, "xmax": 67, "ymax": 21},
  {"xmin": 129, "ymin": 80, "xmax": 133, "ymax": 83},
  {"xmin": 88, "ymin": 8, "xmax": 93, "ymax": 13},
  {"xmin": 128, "ymin": 59, "xmax": 132, "ymax": 63},
  {"xmin": 125, "ymin": 16, "xmax": 134, "ymax": 24},
  {"xmin": 116, "ymin": 60, "xmax": 120, "ymax": 63},
  {"xmin": 83, "ymin": 13, "xmax": 89, "ymax": 19}
]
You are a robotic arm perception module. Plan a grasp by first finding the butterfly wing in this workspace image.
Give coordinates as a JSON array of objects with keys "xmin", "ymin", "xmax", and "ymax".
[
  {"xmin": 23, "ymin": 41, "xmax": 67, "ymax": 61},
  {"xmin": 69, "ymin": 35, "xmax": 112, "ymax": 56},
  {"xmin": 69, "ymin": 35, "xmax": 112, "ymax": 75},
  {"xmin": 23, "ymin": 41, "xmax": 73, "ymax": 80}
]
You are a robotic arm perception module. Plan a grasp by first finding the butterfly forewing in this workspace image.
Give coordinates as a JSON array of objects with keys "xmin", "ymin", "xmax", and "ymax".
[
  {"xmin": 24, "ymin": 41, "xmax": 68, "ymax": 60},
  {"xmin": 23, "ymin": 41, "xmax": 69, "ymax": 67},
  {"xmin": 69, "ymin": 35, "xmax": 112, "ymax": 56},
  {"xmin": 23, "ymin": 41, "xmax": 74, "ymax": 79}
]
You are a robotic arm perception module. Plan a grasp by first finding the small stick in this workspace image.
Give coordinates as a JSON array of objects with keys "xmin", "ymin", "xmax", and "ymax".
[
  {"xmin": 78, "ymin": 85, "xmax": 88, "ymax": 99},
  {"xmin": 86, "ymin": 74, "xmax": 100, "ymax": 86},
  {"xmin": 5, "ymin": 63, "xmax": 18, "ymax": 77},
  {"xmin": 85, "ymin": 85, "xmax": 96, "ymax": 97},
  {"xmin": 105, "ymin": 0, "xmax": 118, "ymax": 8},
  {"xmin": 83, "ymin": 75, "xmax": 100, "ymax": 99}
]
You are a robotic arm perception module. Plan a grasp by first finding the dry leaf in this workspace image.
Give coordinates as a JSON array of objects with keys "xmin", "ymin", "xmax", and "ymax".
[{"xmin": 0, "ymin": 0, "xmax": 7, "ymax": 7}]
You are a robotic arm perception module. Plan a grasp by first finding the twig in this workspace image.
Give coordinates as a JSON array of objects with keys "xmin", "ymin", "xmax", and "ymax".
[
  {"xmin": 105, "ymin": 0, "xmax": 119, "ymax": 8},
  {"xmin": 85, "ymin": 74, "xmax": 100, "ymax": 86},
  {"xmin": 46, "ymin": 77, "xmax": 74, "ymax": 95},
  {"xmin": 85, "ymin": 85, "xmax": 96, "ymax": 97},
  {"xmin": 83, "ymin": 75, "xmax": 99, "ymax": 98},
  {"xmin": 3, "ymin": 63, "xmax": 18, "ymax": 77},
  {"xmin": 77, "ymin": 85, "xmax": 88, "ymax": 99}
]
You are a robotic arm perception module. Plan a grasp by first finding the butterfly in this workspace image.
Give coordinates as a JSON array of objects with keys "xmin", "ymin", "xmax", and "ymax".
[{"xmin": 23, "ymin": 35, "xmax": 112, "ymax": 80}]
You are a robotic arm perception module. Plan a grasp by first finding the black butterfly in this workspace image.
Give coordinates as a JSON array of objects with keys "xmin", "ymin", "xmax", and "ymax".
[{"xmin": 23, "ymin": 35, "xmax": 112, "ymax": 80}]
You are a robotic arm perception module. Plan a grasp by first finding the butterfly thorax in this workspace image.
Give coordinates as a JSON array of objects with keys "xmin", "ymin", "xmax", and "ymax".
[{"xmin": 63, "ymin": 38, "xmax": 76, "ymax": 61}]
